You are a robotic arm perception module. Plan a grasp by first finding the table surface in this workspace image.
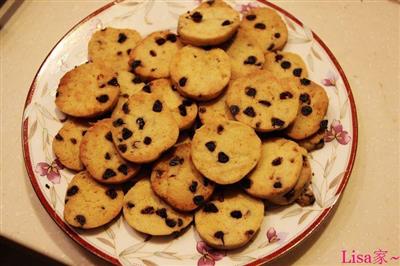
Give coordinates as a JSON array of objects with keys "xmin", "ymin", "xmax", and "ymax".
[{"xmin": 1, "ymin": 0, "xmax": 399, "ymax": 265}]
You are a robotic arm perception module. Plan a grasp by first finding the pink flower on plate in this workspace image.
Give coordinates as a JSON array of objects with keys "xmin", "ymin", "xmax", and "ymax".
[
  {"xmin": 238, "ymin": 2, "xmax": 258, "ymax": 14},
  {"xmin": 35, "ymin": 159, "xmax": 64, "ymax": 184},
  {"xmin": 322, "ymin": 71, "xmax": 338, "ymax": 86},
  {"xmin": 267, "ymin": 227, "xmax": 280, "ymax": 243},
  {"xmin": 197, "ymin": 241, "xmax": 225, "ymax": 266},
  {"xmin": 324, "ymin": 119, "xmax": 351, "ymax": 145}
]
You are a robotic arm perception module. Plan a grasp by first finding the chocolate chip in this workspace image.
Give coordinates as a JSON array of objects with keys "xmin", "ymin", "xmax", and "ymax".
[
  {"xmin": 199, "ymin": 107, "xmax": 206, "ymax": 113},
  {"xmin": 55, "ymin": 133, "xmax": 63, "ymax": 141},
  {"xmin": 284, "ymin": 188, "xmax": 295, "ymax": 200},
  {"xmin": 149, "ymin": 50, "xmax": 157, "ymax": 57},
  {"xmin": 179, "ymin": 77, "xmax": 187, "ymax": 87},
  {"xmin": 205, "ymin": 141, "xmax": 216, "ymax": 152},
  {"xmin": 274, "ymin": 32, "xmax": 281, "ymax": 38},
  {"xmin": 56, "ymin": 91, "xmax": 59, "ymax": 97},
  {"xmin": 117, "ymin": 51, "xmax": 122, "ymax": 56},
  {"xmin": 182, "ymin": 99, "xmax": 193, "ymax": 106},
  {"xmin": 127, "ymin": 202, "xmax": 135, "ymax": 209},
  {"xmin": 254, "ymin": 23, "xmax": 266, "ymax": 29},
  {"xmin": 244, "ymin": 56, "xmax": 257, "ymax": 65},
  {"xmin": 245, "ymin": 87, "xmax": 257, "ymax": 97},
  {"xmin": 230, "ymin": 210, "xmax": 242, "ymax": 219},
  {"xmin": 203, "ymin": 178, "xmax": 210, "ymax": 187},
  {"xmin": 131, "ymin": 60, "xmax": 141, "ymax": 70},
  {"xmin": 293, "ymin": 68, "xmax": 302, "ymax": 77},
  {"xmin": 68, "ymin": 138, "xmax": 76, "ymax": 145},
  {"xmin": 132, "ymin": 76, "xmax": 142, "ymax": 84},
  {"xmin": 96, "ymin": 94, "xmax": 109, "ymax": 103},
  {"xmin": 106, "ymin": 189, "xmax": 118, "ymax": 199},
  {"xmin": 273, "ymin": 181, "xmax": 282, "ymax": 189},
  {"xmin": 156, "ymin": 208, "xmax": 167, "ymax": 218},
  {"xmin": 152, "ymin": 100, "xmax": 163, "ymax": 112},
  {"xmin": 141, "ymin": 206, "xmax": 155, "ymax": 214},
  {"xmin": 300, "ymin": 93, "xmax": 310, "ymax": 104},
  {"xmin": 217, "ymin": 125, "xmax": 224, "ymax": 134},
  {"xmin": 67, "ymin": 185, "xmax": 79, "ymax": 196},
  {"xmin": 193, "ymin": 195, "xmax": 205, "ymax": 206},
  {"xmin": 320, "ymin": 120, "xmax": 328, "ymax": 130},
  {"xmin": 122, "ymin": 128, "xmax": 133, "ymax": 140},
  {"xmin": 136, "ymin": 118, "xmax": 145, "ymax": 130},
  {"xmin": 82, "ymin": 130, "xmax": 87, "ymax": 136},
  {"xmin": 258, "ymin": 100, "xmax": 271, "ymax": 107},
  {"xmin": 171, "ymin": 84, "xmax": 178, "ymax": 91},
  {"xmin": 122, "ymin": 102, "xmax": 130, "ymax": 114},
  {"xmin": 169, "ymin": 156, "xmax": 184, "ymax": 166},
  {"xmin": 143, "ymin": 136, "xmax": 152, "ymax": 145},
  {"xmin": 105, "ymin": 131, "xmax": 113, "ymax": 141},
  {"xmin": 177, "ymin": 218, "xmax": 183, "ymax": 226},
  {"xmin": 206, "ymin": 0, "xmax": 215, "ymax": 5},
  {"xmin": 118, "ymin": 33, "xmax": 127, "ymax": 43},
  {"xmin": 178, "ymin": 104, "xmax": 187, "ymax": 116},
  {"xmin": 127, "ymin": 48, "xmax": 132, "ymax": 55},
  {"xmin": 107, "ymin": 77, "xmax": 119, "ymax": 86},
  {"xmin": 155, "ymin": 38, "xmax": 166, "ymax": 45},
  {"xmin": 300, "ymin": 78, "xmax": 311, "ymax": 86},
  {"xmin": 142, "ymin": 84, "xmax": 151, "ymax": 93},
  {"xmin": 272, "ymin": 157, "xmax": 282, "ymax": 166},
  {"xmin": 245, "ymin": 230, "xmax": 254, "ymax": 237},
  {"xmin": 243, "ymin": 106, "xmax": 256, "ymax": 117},
  {"xmin": 301, "ymin": 106, "xmax": 313, "ymax": 116},
  {"xmin": 104, "ymin": 152, "xmax": 111, "ymax": 160},
  {"xmin": 113, "ymin": 118, "xmax": 124, "ymax": 127},
  {"xmin": 118, "ymin": 164, "xmax": 128, "ymax": 175},
  {"xmin": 166, "ymin": 33, "xmax": 177, "ymax": 42},
  {"xmin": 221, "ymin": 20, "xmax": 231, "ymax": 26},
  {"xmin": 229, "ymin": 105, "xmax": 240, "ymax": 116},
  {"xmin": 118, "ymin": 144, "xmax": 127, "ymax": 153},
  {"xmin": 191, "ymin": 11, "xmax": 203, "ymax": 23},
  {"xmin": 241, "ymin": 178, "xmax": 252, "ymax": 189},
  {"xmin": 203, "ymin": 203, "xmax": 218, "ymax": 213},
  {"xmin": 280, "ymin": 91, "xmax": 293, "ymax": 99},
  {"xmin": 281, "ymin": 61, "xmax": 291, "ymax": 69},
  {"xmin": 214, "ymin": 231, "xmax": 224, "ymax": 243},
  {"xmin": 275, "ymin": 54, "xmax": 283, "ymax": 62},
  {"xmin": 218, "ymin": 152, "xmax": 229, "ymax": 163},
  {"xmin": 271, "ymin": 118, "xmax": 285, "ymax": 127},
  {"xmin": 189, "ymin": 181, "xmax": 198, "ymax": 193},
  {"xmin": 165, "ymin": 219, "xmax": 177, "ymax": 227},
  {"xmin": 267, "ymin": 44, "xmax": 275, "ymax": 51},
  {"xmin": 75, "ymin": 215, "xmax": 86, "ymax": 226},
  {"xmin": 246, "ymin": 14, "xmax": 256, "ymax": 20},
  {"xmin": 103, "ymin": 169, "xmax": 116, "ymax": 179}
]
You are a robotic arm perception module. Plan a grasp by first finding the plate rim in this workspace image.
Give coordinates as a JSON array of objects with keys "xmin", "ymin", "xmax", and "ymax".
[{"xmin": 20, "ymin": 0, "xmax": 358, "ymax": 265}]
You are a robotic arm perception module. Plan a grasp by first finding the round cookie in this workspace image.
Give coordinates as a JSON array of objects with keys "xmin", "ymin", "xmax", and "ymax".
[
  {"xmin": 177, "ymin": 0, "xmax": 240, "ymax": 46},
  {"xmin": 64, "ymin": 171, "xmax": 124, "ymax": 229},
  {"xmin": 285, "ymin": 79, "xmax": 329, "ymax": 139},
  {"xmin": 191, "ymin": 120, "xmax": 261, "ymax": 185},
  {"xmin": 240, "ymin": 7, "xmax": 288, "ymax": 51},
  {"xmin": 147, "ymin": 79, "xmax": 198, "ymax": 130},
  {"xmin": 194, "ymin": 189, "xmax": 264, "ymax": 250},
  {"xmin": 129, "ymin": 30, "xmax": 183, "ymax": 80},
  {"xmin": 297, "ymin": 119, "xmax": 328, "ymax": 152},
  {"xmin": 80, "ymin": 119, "xmax": 141, "ymax": 184},
  {"xmin": 111, "ymin": 91, "xmax": 179, "ymax": 163},
  {"xmin": 88, "ymin": 27, "xmax": 142, "ymax": 71},
  {"xmin": 263, "ymin": 51, "xmax": 308, "ymax": 79},
  {"xmin": 198, "ymin": 90, "xmax": 233, "ymax": 124},
  {"xmin": 170, "ymin": 45, "xmax": 231, "ymax": 101},
  {"xmin": 268, "ymin": 156, "xmax": 312, "ymax": 205},
  {"xmin": 241, "ymin": 138, "xmax": 305, "ymax": 200},
  {"xmin": 151, "ymin": 142, "xmax": 215, "ymax": 211},
  {"xmin": 52, "ymin": 119, "xmax": 89, "ymax": 171},
  {"xmin": 55, "ymin": 62, "xmax": 120, "ymax": 117},
  {"xmin": 296, "ymin": 183, "xmax": 316, "ymax": 207},
  {"xmin": 226, "ymin": 31, "xmax": 265, "ymax": 79},
  {"xmin": 226, "ymin": 70, "xmax": 299, "ymax": 132},
  {"xmin": 123, "ymin": 178, "xmax": 193, "ymax": 236}
]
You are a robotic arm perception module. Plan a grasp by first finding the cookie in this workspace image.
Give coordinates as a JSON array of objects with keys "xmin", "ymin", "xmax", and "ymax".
[
  {"xmin": 296, "ymin": 183, "xmax": 316, "ymax": 207},
  {"xmin": 129, "ymin": 30, "xmax": 183, "ymax": 80},
  {"xmin": 226, "ymin": 31, "xmax": 265, "ymax": 79},
  {"xmin": 194, "ymin": 189, "xmax": 264, "ymax": 250},
  {"xmin": 123, "ymin": 178, "xmax": 193, "ymax": 235},
  {"xmin": 64, "ymin": 171, "xmax": 124, "ymax": 229},
  {"xmin": 151, "ymin": 142, "xmax": 215, "ymax": 211},
  {"xmin": 177, "ymin": 0, "xmax": 240, "ymax": 46},
  {"xmin": 240, "ymin": 7, "xmax": 288, "ymax": 51},
  {"xmin": 55, "ymin": 62, "xmax": 120, "ymax": 117},
  {"xmin": 297, "ymin": 119, "xmax": 328, "ymax": 152},
  {"xmin": 268, "ymin": 156, "xmax": 312, "ymax": 205},
  {"xmin": 285, "ymin": 79, "xmax": 328, "ymax": 139},
  {"xmin": 170, "ymin": 45, "xmax": 231, "ymax": 101},
  {"xmin": 80, "ymin": 119, "xmax": 141, "ymax": 184},
  {"xmin": 111, "ymin": 91, "xmax": 179, "ymax": 163},
  {"xmin": 147, "ymin": 79, "xmax": 198, "ymax": 130},
  {"xmin": 198, "ymin": 90, "xmax": 233, "ymax": 124},
  {"xmin": 263, "ymin": 51, "xmax": 308, "ymax": 79},
  {"xmin": 191, "ymin": 120, "xmax": 261, "ymax": 184},
  {"xmin": 52, "ymin": 119, "xmax": 89, "ymax": 171},
  {"xmin": 88, "ymin": 27, "xmax": 142, "ymax": 71},
  {"xmin": 226, "ymin": 70, "xmax": 299, "ymax": 132},
  {"xmin": 242, "ymin": 138, "xmax": 305, "ymax": 200}
]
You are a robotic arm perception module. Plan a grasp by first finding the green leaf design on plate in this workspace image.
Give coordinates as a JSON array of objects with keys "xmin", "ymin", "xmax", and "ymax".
[
  {"xmin": 96, "ymin": 237, "xmax": 114, "ymax": 249},
  {"xmin": 119, "ymin": 242, "xmax": 147, "ymax": 256},
  {"xmin": 154, "ymin": 251, "xmax": 182, "ymax": 260},
  {"xmin": 298, "ymin": 210, "xmax": 312, "ymax": 224},
  {"xmin": 50, "ymin": 186, "xmax": 57, "ymax": 208},
  {"xmin": 229, "ymin": 255, "xmax": 256, "ymax": 262},
  {"xmin": 142, "ymin": 259, "xmax": 158, "ymax": 266},
  {"xmin": 311, "ymin": 46, "xmax": 322, "ymax": 60},
  {"xmin": 329, "ymin": 172, "xmax": 344, "ymax": 190},
  {"xmin": 282, "ymin": 207, "xmax": 302, "ymax": 219},
  {"xmin": 28, "ymin": 119, "xmax": 37, "ymax": 139}
]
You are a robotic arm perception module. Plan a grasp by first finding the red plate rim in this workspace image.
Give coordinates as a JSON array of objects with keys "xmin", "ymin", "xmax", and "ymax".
[{"xmin": 21, "ymin": 1, "xmax": 358, "ymax": 265}]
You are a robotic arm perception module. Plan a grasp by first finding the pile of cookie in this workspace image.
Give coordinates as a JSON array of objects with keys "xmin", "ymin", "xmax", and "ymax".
[{"xmin": 53, "ymin": 0, "xmax": 328, "ymax": 250}]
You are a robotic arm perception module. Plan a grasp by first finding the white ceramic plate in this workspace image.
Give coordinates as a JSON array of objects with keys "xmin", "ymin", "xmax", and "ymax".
[{"xmin": 22, "ymin": 1, "xmax": 358, "ymax": 265}]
